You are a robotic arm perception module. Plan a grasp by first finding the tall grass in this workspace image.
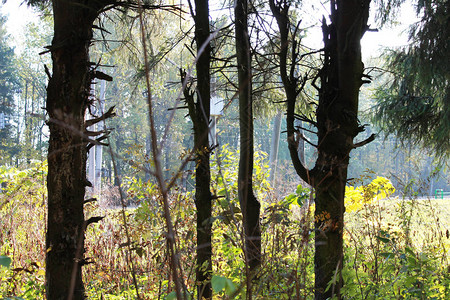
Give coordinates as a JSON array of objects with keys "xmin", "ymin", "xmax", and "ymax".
[{"xmin": 1, "ymin": 162, "xmax": 449, "ymax": 299}]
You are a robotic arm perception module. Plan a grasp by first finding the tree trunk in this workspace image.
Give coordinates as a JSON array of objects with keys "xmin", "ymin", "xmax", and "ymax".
[
  {"xmin": 313, "ymin": 1, "xmax": 371, "ymax": 298},
  {"xmin": 269, "ymin": 111, "xmax": 282, "ymax": 186},
  {"xmin": 270, "ymin": 0, "xmax": 372, "ymax": 299},
  {"xmin": 45, "ymin": 1, "xmax": 107, "ymax": 299},
  {"xmin": 193, "ymin": 0, "xmax": 213, "ymax": 298},
  {"xmin": 296, "ymin": 121, "xmax": 306, "ymax": 167},
  {"xmin": 235, "ymin": 0, "xmax": 261, "ymax": 276}
]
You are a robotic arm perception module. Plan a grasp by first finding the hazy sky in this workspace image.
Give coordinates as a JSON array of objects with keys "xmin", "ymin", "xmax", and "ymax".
[
  {"xmin": 1, "ymin": 1, "xmax": 415, "ymax": 60},
  {"xmin": 1, "ymin": 1, "xmax": 39, "ymax": 54}
]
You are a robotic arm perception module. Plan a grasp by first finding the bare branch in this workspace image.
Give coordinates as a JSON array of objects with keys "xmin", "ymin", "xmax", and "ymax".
[
  {"xmin": 84, "ymin": 106, "xmax": 116, "ymax": 127},
  {"xmin": 84, "ymin": 216, "xmax": 105, "ymax": 228},
  {"xmin": 353, "ymin": 134, "xmax": 376, "ymax": 148},
  {"xmin": 91, "ymin": 70, "xmax": 113, "ymax": 81}
]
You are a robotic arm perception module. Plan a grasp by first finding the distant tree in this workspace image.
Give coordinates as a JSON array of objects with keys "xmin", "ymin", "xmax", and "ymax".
[
  {"xmin": 16, "ymin": 18, "xmax": 52, "ymax": 164},
  {"xmin": 91, "ymin": 10, "xmax": 192, "ymax": 188},
  {"xmin": 0, "ymin": 14, "xmax": 20, "ymax": 165},
  {"xmin": 373, "ymin": 0, "xmax": 449, "ymax": 159}
]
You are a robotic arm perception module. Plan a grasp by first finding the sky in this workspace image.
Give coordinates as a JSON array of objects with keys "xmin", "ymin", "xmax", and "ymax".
[
  {"xmin": 1, "ymin": 1, "xmax": 416, "ymax": 60},
  {"xmin": 1, "ymin": 1, "xmax": 40, "ymax": 54}
]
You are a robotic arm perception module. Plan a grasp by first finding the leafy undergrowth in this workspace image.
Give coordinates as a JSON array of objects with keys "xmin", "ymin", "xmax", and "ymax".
[
  {"xmin": 1, "ymin": 161, "xmax": 449, "ymax": 299},
  {"xmin": 343, "ymin": 176, "xmax": 450, "ymax": 299}
]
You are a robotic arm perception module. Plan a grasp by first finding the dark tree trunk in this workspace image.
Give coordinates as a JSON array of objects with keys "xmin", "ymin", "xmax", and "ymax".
[
  {"xmin": 313, "ymin": 3, "xmax": 370, "ymax": 297},
  {"xmin": 235, "ymin": 0, "xmax": 261, "ymax": 276},
  {"xmin": 45, "ymin": 1, "xmax": 110, "ymax": 299},
  {"xmin": 194, "ymin": 0, "xmax": 213, "ymax": 298},
  {"xmin": 270, "ymin": 0, "xmax": 373, "ymax": 299},
  {"xmin": 181, "ymin": 1, "xmax": 213, "ymax": 298}
]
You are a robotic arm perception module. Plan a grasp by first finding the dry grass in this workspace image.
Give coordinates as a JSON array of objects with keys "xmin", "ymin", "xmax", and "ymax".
[{"xmin": 1, "ymin": 167, "xmax": 449, "ymax": 299}]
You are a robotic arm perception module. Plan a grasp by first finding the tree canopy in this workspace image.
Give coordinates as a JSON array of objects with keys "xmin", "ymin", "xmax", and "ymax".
[
  {"xmin": 0, "ymin": 13, "xmax": 20, "ymax": 164},
  {"xmin": 373, "ymin": 0, "xmax": 449, "ymax": 159}
]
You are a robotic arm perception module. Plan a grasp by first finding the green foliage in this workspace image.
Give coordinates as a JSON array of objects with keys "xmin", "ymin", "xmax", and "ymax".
[
  {"xmin": 0, "ymin": 256, "xmax": 11, "ymax": 268},
  {"xmin": 87, "ymin": 8, "xmax": 193, "ymax": 186},
  {"xmin": 342, "ymin": 174, "xmax": 450, "ymax": 299},
  {"xmin": 1, "ymin": 159, "xmax": 449, "ymax": 298},
  {"xmin": 372, "ymin": 0, "xmax": 450, "ymax": 159},
  {"xmin": 345, "ymin": 176, "xmax": 395, "ymax": 213},
  {"xmin": 5, "ymin": 1, "xmax": 449, "ymax": 299},
  {"xmin": 211, "ymin": 145, "xmax": 271, "ymax": 201},
  {"xmin": 211, "ymin": 275, "xmax": 237, "ymax": 295},
  {"xmin": 0, "ymin": 163, "xmax": 46, "ymax": 299},
  {"xmin": 285, "ymin": 184, "xmax": 310, "ymax": 207},
  {"xmin": 343, "ymin": 225, "xmax": 450, "ymax": 299},
  {"xmin": 210, "ymin": 146, "xmax": 273, "ymax": 294},
  {"xmin": 0, "ymin": 13, "xmax": 21, "ymax": 165},
  {"xmin": 13, "ymin": 16, "xmax": 52, "ymax": 165},
  {"xmin": 210, "ymin": 145, "xmax": 317, "ymax": 298},
  {"xmin": 165, "ymin": 291, "xmax": 177, "ymax": 300},
  {"xmin": 263, "ymin": 184, "xmax": 310, "ymax": 227},
  {"xmin": 0, "ymin": 10, "xmax": 51, "ymax": 167}
]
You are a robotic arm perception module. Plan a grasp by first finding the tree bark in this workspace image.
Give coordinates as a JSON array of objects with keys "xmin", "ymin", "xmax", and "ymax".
[
  {"xmin": 45, "ymin": 1, "xmax": 109, "ymax": 299},
  {"xmin": 235, "ymin": 0, "xmax": 261, "ymax": 276},
  {"xmin": 193, "ymin": 0, "xmax": 213, "ymax": 298},
  {"xmin": 270, "ymin": 0, "xmax": 371, "ymax": 299},
  {"xmin": 313, "ymin": 3, "xmax": 369, "ymax": 297}
]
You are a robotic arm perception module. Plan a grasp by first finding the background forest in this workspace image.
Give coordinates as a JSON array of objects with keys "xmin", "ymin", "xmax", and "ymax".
[{"xmin": 0, "ymin": 0, "xmax": 449, "ymax": 299}]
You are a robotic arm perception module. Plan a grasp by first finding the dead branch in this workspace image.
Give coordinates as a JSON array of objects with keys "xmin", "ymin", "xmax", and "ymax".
[
  {"xmin": 91, "ymin": 70, "xmax": 113, "ymax": 81},
  {"xmin": 83, "ymin": 198, "xmax": 97, "ymax": 205},
  {"xmin": 353, "ymin": 134, "xmax": 376, "ymax": 148},
  {"xmin": 84, "ymin": 129, "xmax": 110, "ymax": 137},
  {"xmin": 85, "ymin": 216, "xmax": 105, "ymax": 228},
  {"xmin": 85, "ymin": 106, "xmax": 116, "ymax": 128}
]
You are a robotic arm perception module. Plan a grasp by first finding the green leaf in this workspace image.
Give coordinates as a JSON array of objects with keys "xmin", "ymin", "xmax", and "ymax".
[
  {"xmin": 404, "ymin": 276, "xmax": 417, "ymax": 286},
  {"xmin": 218, "ymin": 197, "xmax": 228, "ymax": 207},
  {"xmin": 135, "ymin": 247, "xmax": 144, "ymax": 257},
  {"xmin": 224, "ymin": 278, "xmax": 237, "ymax": 295},
  {"xmin": 405, "ymin": 247, "xmax": 415, "ymax": 257},
  {"xmin": 380, "ymin": 252, "xmax": 393, "ymax": 259},
  {"xmin": 285, "ymin": 194, "xmax": 296, "ymax": 204},
  {"xmin": 375, "ymin": 235, "xmax": 390, "ymax": 243},
  {"xmin": 407, "ymin": 256, "xmax": 417, "ymax": 266},
  {"xmin": 211, "ymin": 275, "xmax": 227, "ymax": 293},
  {"xmin": 296, "ymin": 184, "xmax": 305, "ymax": 195},
  {"xmin": 165, "ymin": 291, "xmax": 177, "ymax": 300},
  {"xmin": 0, "ymin": 255, "xmax": 11, "ymax": 268},
  {"xmin": 211, "ymin": 275, "xmax": 237, "ymax": 295}
]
